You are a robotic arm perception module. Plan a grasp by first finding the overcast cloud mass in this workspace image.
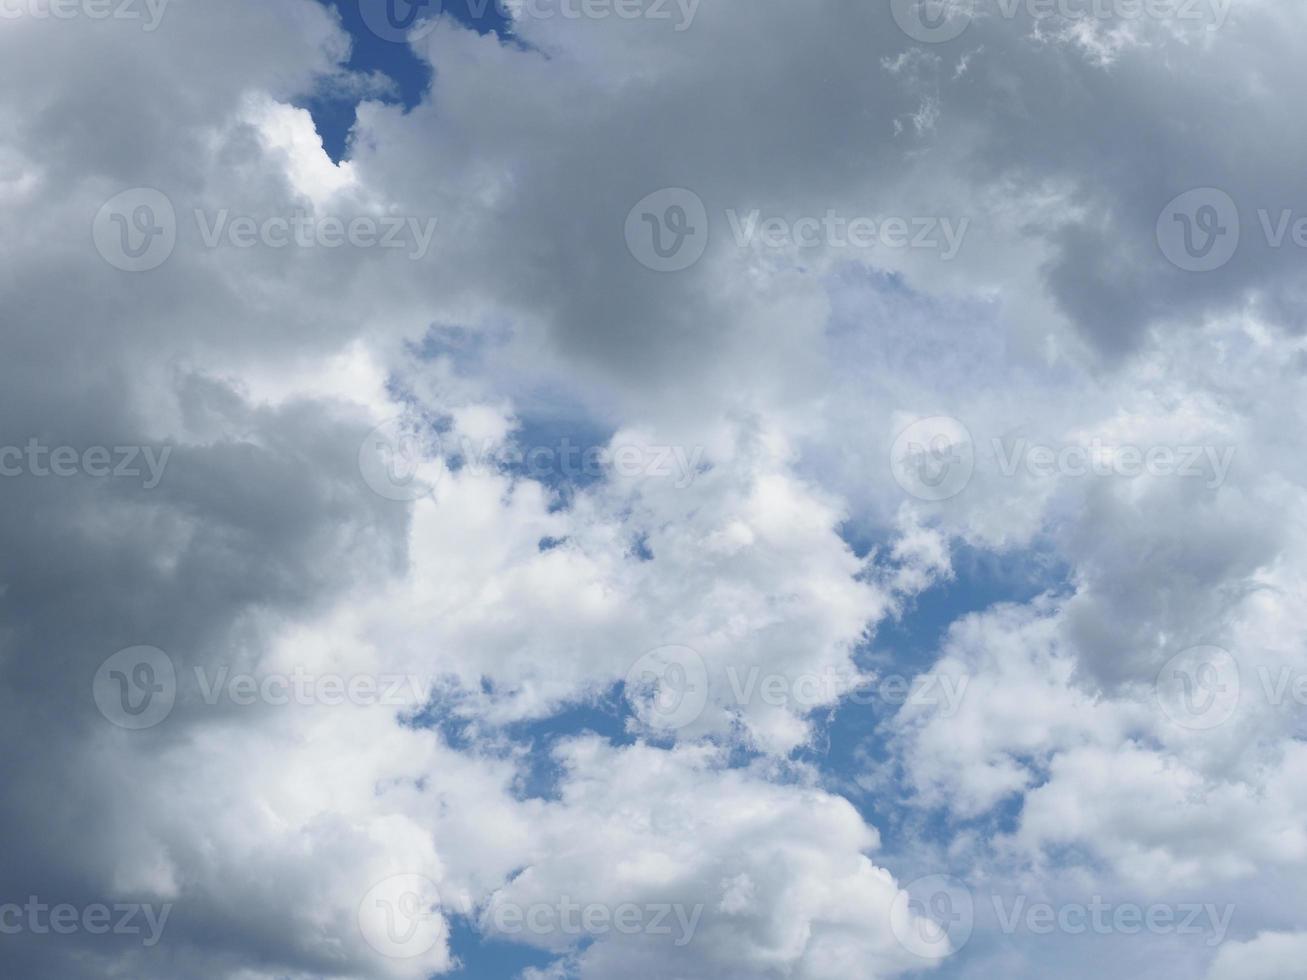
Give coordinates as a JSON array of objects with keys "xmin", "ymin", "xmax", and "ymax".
[{"xmin": 2, "ymin": 0, "xmax": 1306, "ymax": 976}]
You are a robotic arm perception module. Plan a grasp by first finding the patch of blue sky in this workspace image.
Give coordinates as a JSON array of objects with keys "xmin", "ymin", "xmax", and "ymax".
[{"xmin": 307, "ymin": 1, "xmax": 512, "ymax": 161}]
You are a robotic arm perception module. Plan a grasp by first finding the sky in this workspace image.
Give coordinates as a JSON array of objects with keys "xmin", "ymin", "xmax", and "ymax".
[{"xmin": 3, "ymin": 0, "xmax": 1307, "ymax": 978}]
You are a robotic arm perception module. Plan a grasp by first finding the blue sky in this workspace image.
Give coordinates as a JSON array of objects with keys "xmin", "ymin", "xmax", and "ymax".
[{"xmin": 307, "ymin": 1, "xmax": 509, "ymax": 161}]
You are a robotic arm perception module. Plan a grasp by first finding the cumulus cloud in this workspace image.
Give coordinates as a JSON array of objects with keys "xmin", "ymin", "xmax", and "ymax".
[{"xmin": 4, "ymin": 0, "xmax": 1307, "ymax": 977}]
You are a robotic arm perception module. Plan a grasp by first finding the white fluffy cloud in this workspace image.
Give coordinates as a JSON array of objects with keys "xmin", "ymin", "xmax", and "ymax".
[{"xmin": 4, "ymin": 0, "xmax": 1307, "ymax": 977}]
